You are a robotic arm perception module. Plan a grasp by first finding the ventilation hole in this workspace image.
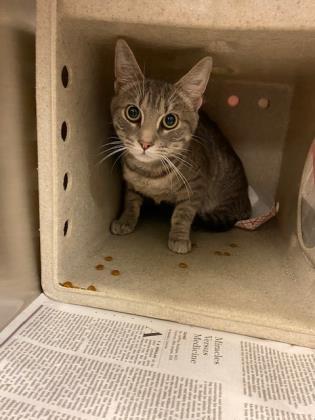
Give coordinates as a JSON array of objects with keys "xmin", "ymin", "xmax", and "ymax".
[
  {"xmin": 227, "ymin": 95, "xmax": 240, "ymax": 107},
  {"xmin": 63, "ymin": 173, "xmax": 69, "ymax": 190},
  {"xmin": 258, "ymin": 97, "xmax": 270, "ymax": 109},
  {"xmin": 61, "ymin": 121, "xmax": 68, "ymax": 141},
  {"xmin": 61, "ymin": 66, "xmax": 69, "ymax": 88},
  {"xmin": 63, "ymin": 220, "xmax": 69, "ymax": 236}
]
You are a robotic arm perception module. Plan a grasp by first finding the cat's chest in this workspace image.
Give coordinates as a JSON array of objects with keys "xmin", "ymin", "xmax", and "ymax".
[{"xmin": 123, "ymin": 165, "xmax": 175, "ymax": 202}]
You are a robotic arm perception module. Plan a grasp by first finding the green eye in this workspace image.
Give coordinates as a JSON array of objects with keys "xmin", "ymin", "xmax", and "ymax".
[
  {"xmin": 162, "ymin": 113, "xmax": 178, "ymax": 129},
  {"xmin": 125, "ymin": 105, "xmax": 141, "ymax": 122}
]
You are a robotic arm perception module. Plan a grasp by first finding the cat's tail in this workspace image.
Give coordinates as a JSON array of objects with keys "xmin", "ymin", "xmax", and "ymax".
[
  {"xmin": 194, "ymin": 206, "xmax": 251, "ymax": 232},
  {"xmin": 194, "ymin": 213, "xmax": 237, "ymax": 232}
]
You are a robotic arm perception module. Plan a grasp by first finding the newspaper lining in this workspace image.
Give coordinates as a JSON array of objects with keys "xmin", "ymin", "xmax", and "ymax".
[{"xmin": 0, "ymin": 294, "xmax": 314, "ymax": 420}]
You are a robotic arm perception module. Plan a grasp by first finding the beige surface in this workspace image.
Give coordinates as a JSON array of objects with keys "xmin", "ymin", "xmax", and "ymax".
[
  {"xmin": 50, "ymin": 218, "xmax": 315, "ymax": 348},
  {"xmin": 37, "ymin": 0, "xmax": 315, "ymax": 347},
  {"xmin": 0, "ymin": 0, "xmax": 40, "ymax": 329}
]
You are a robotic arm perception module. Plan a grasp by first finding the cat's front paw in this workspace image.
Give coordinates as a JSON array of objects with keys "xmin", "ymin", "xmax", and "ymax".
[
  {"xmin": 168, "ymin": 238, "xmax": 192, "ymax": 254},
  {"xmin": 111, "ymin": 219, "xmax": 136, "ymax": 235}
]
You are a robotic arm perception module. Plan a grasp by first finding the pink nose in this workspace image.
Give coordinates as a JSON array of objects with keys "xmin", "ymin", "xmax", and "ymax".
[{"xmin": 140, "ymin": 141, "xmax": 152, "ymax": 151}]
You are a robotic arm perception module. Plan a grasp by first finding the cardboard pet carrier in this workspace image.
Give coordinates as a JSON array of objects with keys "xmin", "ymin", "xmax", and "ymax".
[{"xmin": 36, "ymin": 0, "xmax": 315, "ymax": 348}]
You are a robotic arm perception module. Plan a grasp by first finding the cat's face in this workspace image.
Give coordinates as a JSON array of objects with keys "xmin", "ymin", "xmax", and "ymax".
[
  {"xmin": 111, "ymin": 40, "xmax": 212, "ymax": 164},
  {"xmin": 111, "ymin": 80, "xmax": 197, "ymax": 163}
]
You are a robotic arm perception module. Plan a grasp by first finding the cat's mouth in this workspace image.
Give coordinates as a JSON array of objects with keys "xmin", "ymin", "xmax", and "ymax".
[{"xmin": 131, "ymin": 149, "xmax": 160, "ymax": 163}]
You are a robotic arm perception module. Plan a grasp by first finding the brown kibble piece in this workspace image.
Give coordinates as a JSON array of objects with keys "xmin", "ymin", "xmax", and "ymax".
[
  {"xmin": 179, "ymin": 262, "xmax": 188, "ymax": 269},
  {"xmin": 87, "ymin": 285, "xmax": 96, "ymax": 291},
  {"xmin": 95, "ymin": 264, "xmax": 104, "ymax": 270},
  {"xmin": 229, "ymin": 243, "xmax": 238, "ymax": 248},
  {"xmin": 61, "ymin": 281, "xmax": 73, "ymax": 288},
  {"xmin": 104, "ymin": 256, "xmax": 113, "ymax": 261},
  {"xmin": 214, "ymin": 251, "xmax": 223, "ymax": 256},
  {"xmin": 111, "ymin": 269, "xmax": 120, "ymax": 276},
  {"xmin": 224, "ymin": 251, "xmax": 231, "ymax": 256}
]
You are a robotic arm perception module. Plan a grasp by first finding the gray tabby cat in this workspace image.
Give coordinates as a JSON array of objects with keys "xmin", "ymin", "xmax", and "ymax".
[{"xmin": 110, "ymin": 39, "xmax": 250, "ymax": 254}]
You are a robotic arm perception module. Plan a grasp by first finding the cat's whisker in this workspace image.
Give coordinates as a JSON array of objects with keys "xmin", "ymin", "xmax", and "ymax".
[
  {"xmin": 155, "ymin": 153, "xmax": 174, "ymax": 190},
  {"xmin": 98, "ymin": 145, "xmax": 126, "ymax": 156},
  {"xmin": 103, "ymin": 139, "xmax": 122, "ymax": 144},
  {"xmin": 178, "ymin": 145, "xmax": 192, "ymax": 152},
  {"xmin": 192, "ymin": 134, "xmax": 207, "ymax": 142},
  {"xmin": 99, "ymin": 141, "xmax": 122, "ymax": 149},
  {"xmin": 162, "ymin": 154, "xmax": 192, "ymax": 199},
  {"xmin": 111, "ymin": 149, "xmax": 128, "ymax": 173},
  {"xmin": 106, "ymin": 136, "xmax": 121, "ymax": 141},
  {"xmin": 99, "ymin": 144, "xmax": 125, "ymax": 154},
  {"xmin": 170, "ymin": 156, "xmax": 191, "ymax": 168},
  {"xmin": 172, "ymin": 164, "xmax": 191, "ymax": 198},
  {"xmin": 97, "ymin": 147, "xmax": 126, "ymax": 165},
  {"xmin": 160, "ymin": 156, "xmax": 173, "ymax": 191},
  {"xmin": 191, "ymin": 136, "xmax": 203, "ymax": 145},
  {"xmin": 157, "ymin": 147, "xmax": 193, "ymax": 170},
  {"xmin": 172, "ymin": 169, "xmax": 192, "ymax": 199},
  {"xmin": 165, "ymin": 160, "xmax": 188, "ymax": 196},
  {"xmin": 191, "ymin": 134, "xmax": 208, "ymax": 145},
  {"xmin": 171, "ymin": 154, "xmax": 193, "ymax": 169},
  {"xmin": 98, "ymin": 146, "xmax": 126, "ymax": 156},
  {"xmin": 174, "ymin": 150, "xmax": 192, "ymax": 159},
  {"xmin": 191, "ymin": 135, "xmax": 208, "ymax": 150},
  {"xmin": 170, "ymin": 151, "xmax": 193, "ymax": 166}
]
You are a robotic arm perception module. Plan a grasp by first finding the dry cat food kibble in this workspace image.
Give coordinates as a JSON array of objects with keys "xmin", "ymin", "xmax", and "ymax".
[
  {"xmin": 111, "ymin": 269, "xmax": 120, "ymax": 276},
  {"xmin": 229, "ymin": 243, "xmax": 238, "ymax": 248},
  {"xmin": 214, "ymin": 251, "xmax": 223, "ymax": 256},
  {"xmin": 104, "ymin": 256, "xmax": 113, "ymax": 261},
  {"xmin": 60, "ymin": 281, "xmax": 74, "ymax": 288},
  {"xmin": 179, "ymin": 262, "xmax": 188, "ymax": 269},
  {"xmin": 60, "ymin": 281, "xmax": 83, "ymax": 289},
  {"xmin": 95, "ymin": 264, "xmax": 104, "ymax": 270},
  {"xmin": 223, "ymin": 251, "xmax": 231, "ymax": 256},
  {"xmin": 87, "ymin": 285, "xmax": 96, "ymax": 291}
]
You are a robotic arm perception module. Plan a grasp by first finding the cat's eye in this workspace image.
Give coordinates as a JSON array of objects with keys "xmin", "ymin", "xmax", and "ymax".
[
  {"xmin": 125, "ymin": 105, "xmax": 141, "ymax": 122},
  {"xmin": 162, "ymin": 113, "xmax": 178, "ymax": 129}
]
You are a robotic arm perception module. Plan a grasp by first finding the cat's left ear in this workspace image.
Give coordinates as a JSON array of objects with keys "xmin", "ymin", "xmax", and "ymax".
[
  {"xmin": 114, "ymin": 39, "xmax": 144, "ymax": 92},
  {"xmin": 175, "ymin": 57, "xmax": 213, "ymax": 110}
]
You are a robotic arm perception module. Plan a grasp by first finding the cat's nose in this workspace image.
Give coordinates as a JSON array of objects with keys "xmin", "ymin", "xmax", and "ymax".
[{"xmin": 139, "ymin": 141, "xmax": 152, "ymax": 151}]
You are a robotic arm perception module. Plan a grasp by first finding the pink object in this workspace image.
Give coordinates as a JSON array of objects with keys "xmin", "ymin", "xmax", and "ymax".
[
  {"xmin": 236, "ymin": 203, "xmax": 279, "ymax": 231},
  {"xmin": 227, "ymin": 95, "xmax": 240, "ymax": 107}
]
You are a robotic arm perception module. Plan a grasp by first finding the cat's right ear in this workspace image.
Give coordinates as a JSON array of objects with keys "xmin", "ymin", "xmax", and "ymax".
[{"xmin": 114, "ymin": 39, "xmax": 144, "ymax": 92}]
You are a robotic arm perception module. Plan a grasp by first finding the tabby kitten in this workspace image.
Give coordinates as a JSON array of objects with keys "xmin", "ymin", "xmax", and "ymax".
[{"xmin": 110, "ymin": 39, "xmax": 250, "ymax": 254}]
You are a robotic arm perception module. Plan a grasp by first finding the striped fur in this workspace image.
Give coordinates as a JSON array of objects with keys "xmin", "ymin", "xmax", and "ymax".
[{"xmin": 109, "ymin": 40, "xmax": 250, "ymax": 254}]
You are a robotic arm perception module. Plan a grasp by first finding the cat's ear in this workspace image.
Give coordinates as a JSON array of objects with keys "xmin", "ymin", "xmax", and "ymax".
[
  {"xmin": 114, "ymin": 39, "xmax": 144, "ymax": 92},
  {"xmin": 175, "ymin": 57, "xmax": 213, "ymax": 110}
]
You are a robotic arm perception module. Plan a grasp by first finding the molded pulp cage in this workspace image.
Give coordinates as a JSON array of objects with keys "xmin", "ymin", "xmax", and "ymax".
[{"xmin": 36, "ymin": 0, "xmax": 315, "ymax": 348}]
